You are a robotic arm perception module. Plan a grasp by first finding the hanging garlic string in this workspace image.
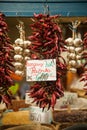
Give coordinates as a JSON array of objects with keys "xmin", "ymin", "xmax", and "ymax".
[
  {"xmin": 14, "ymin": 21, "xmax": 31, "ymax": 77},
  {"xmin": 14, "ymin": 21, "xmax": 25, "ymax": 77},
  {"xmin": 66, "ymin": 21, "xmax": 81, "ymax": 90}
]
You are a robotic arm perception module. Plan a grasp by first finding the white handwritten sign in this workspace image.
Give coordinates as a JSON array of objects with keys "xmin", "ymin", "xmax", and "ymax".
[
  {"xmin": 26, "ymin": 59, "xmax": 56, "ymax": 81},
  {"xmin": 29, "ymin": 106, "xmax": 53, "ymax": 124},
  {"xmin": 55, "ymin": 92, "xmax": 78, "ymax": 109}
]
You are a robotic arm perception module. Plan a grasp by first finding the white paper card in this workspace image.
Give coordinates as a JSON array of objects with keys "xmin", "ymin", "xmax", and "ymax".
[
  {"xmin": 26, "ymin": 59, "xmax": 56, "ymax": 81},
  {"xmin": 29, "ymin": 106, "xmax": 53, "ymax": 124},
  {"xmin": 55, "ymin": 92, "xmax": 78, "ymax": 109}
]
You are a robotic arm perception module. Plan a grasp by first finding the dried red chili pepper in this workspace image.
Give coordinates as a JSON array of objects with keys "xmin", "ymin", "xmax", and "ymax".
[
  {"xmin": 1, "ymin": 94, "xmax": 11, "ymax": 105},
  {"xmin": 79, "ymin": 32, "xmax": 87, "ymax": 91}
]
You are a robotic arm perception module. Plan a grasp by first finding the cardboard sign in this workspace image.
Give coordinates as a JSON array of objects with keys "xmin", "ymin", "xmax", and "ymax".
[{"xmin": 26, "ymin": 59, "xmax": 56, "ymax": 81}]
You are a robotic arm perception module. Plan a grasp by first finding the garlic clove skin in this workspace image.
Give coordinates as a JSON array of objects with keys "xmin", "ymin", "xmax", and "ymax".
[{"xmin": 74, "ymin": 38, "xmax": 83, "ymax": 47}]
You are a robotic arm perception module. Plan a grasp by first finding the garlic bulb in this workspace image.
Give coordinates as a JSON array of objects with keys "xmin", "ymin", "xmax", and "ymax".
[
  {"xmin": 24, "ymin": 49, "xmax": 30, "ymax": 55},
  {"xmin": 24, "ymin": 56, "xmax": 30, "ymax": 61},
  {"xmin": 14, "ymin": 46, "xmax": 23, "ymax": 54},
  {"xmin": 76, "ymin": 55, "xmax": 81, "ymax": 60},
  {"xmin": 14, "ymin": 62, "xmax": 23, "ymax": 69},
  {"xmin": 69, "ymin": 68, "xmax": 77, "ymax": 73},
  {"xmin": 15, "ymin": 70, "xmax": 24, "ymax": 76},
  {"xmin": 68, "ymin": 53, "xmax": 76, "ymax": 60},
  {"xmin": 14, "ymin": 54, "xmax": 23, "ymax": 62},
  {"xmin": 24, "ymin": 40, "xmax": 31, "ymax": 48},
  {"xmin": 69, "ymin": 60, "xmax": 77, "ymax": 66},
  {"xmin": 74, "ymin": 38, "xmax": 83, "ymax": 47},
  {"xmin": 75, "ymin": 46, "xmax": 83, "ymax": 54},
  {"xmin": 15, "ymin": 38, "xmax": 21, "ymax": 44},
  {"xmin": 65, "ymin": 37, "xmax": 74, "ymax": 46},
  {"xmin": 15, "ymin": 38, "xmax": 24, "ymax": 47}
]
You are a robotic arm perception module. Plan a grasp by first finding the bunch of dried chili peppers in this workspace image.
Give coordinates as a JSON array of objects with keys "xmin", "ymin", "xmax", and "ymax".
[
  {"xmin": 0, "ymin": 13, "xmax": 14, "ymax": 105},
  {"xmin": 28, "ymin": 13, "xmax": 67, "ymax": 110},
  {"xmin": 80, "ymin": 32, "xmax": 87, "ymax": 90}
]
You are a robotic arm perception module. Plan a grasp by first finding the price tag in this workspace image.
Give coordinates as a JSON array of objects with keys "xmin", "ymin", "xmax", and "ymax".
[
  {"xmin": 55, "ymin": 92, "xmax": 78, "ymax": 109},
  {"xmin": 29, "ymin": 106, "xmax": 53, "ymax": 124},
  {"xmin": 26, "ymin": 59, "xmax": 56, "ymax": 81}
]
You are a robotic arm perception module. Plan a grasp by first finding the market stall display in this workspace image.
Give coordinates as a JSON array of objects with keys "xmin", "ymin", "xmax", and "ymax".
[{"xmin": 0, "ymin": 2, "xmax": 87, "ymax": 129}]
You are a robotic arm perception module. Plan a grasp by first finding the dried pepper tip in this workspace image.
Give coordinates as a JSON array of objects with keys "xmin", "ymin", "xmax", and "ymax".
[{"xmin": 31, "ymin": 53, "xmax": 38, "ymax": 59}]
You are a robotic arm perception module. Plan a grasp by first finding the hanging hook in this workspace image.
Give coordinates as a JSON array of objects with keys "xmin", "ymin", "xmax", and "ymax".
[
  {"xmin": 72, "ymin": 20, "xmax": 81, "ymax": 32},
  {"xmin": 68, "ymin": 20, "xmax": 81, "ymax": 39},
  {"xmin": 43, "ymin": 0, "xmax": 49, "ymax": 15},
  {"xmin": 72, "ymin": 20, "xmax": 81, "ymax": 39}
]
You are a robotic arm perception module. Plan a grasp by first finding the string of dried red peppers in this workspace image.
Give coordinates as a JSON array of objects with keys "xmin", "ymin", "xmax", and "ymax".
[
  {"xmin": 80, "ymin": 33, "xmax": 87, "ymax": 89},
  {"xmin": 28, "ymin": 13, "xmax": 67, "ymax": 110},
  {"xmin": 0, "ymin": 13, "xmax": 14, "ymax": 105}
]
